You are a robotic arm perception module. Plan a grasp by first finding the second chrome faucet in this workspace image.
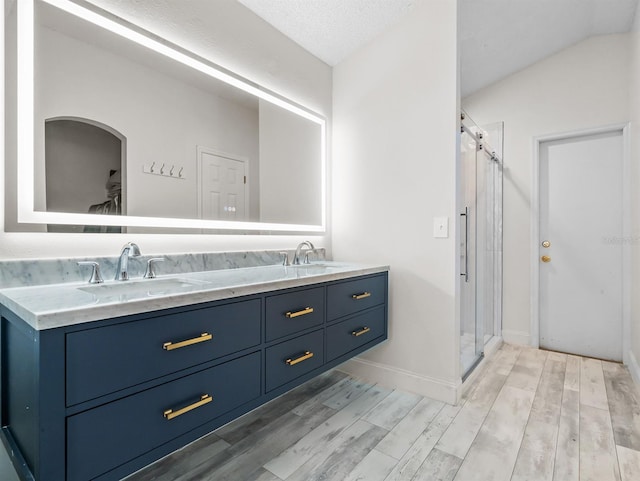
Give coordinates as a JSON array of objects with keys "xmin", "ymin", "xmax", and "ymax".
[
  {"xmin": 115, "ymin": 242, "xmax": 141, "ymax": 281},
  {"xmin": 79, "ymin": 242, "xmax": 166, "ymax": 283},
  {"xmin": 292, "ymin": 241, "xmax": 316, "ymax": 265}
]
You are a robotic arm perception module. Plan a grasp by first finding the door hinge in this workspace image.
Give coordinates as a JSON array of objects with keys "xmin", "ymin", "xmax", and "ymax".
[{"xmin": 244, "ymin": 175, "xmax": 247, "ymax": 184}]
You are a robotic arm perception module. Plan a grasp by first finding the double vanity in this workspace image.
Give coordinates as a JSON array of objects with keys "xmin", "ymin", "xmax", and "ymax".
[
  {"xmin": 0, "ymin": 249, "xmax": 388, "ymax": 481},
  {"xmin": 4, "ymin": 0, "xmax": 381, "ymax": 478}
]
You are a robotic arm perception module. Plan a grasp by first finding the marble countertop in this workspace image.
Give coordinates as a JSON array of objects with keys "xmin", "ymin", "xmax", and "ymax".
[{"xmin": 0, "ymin": 262, "xmax": 389, "ymax": 330}]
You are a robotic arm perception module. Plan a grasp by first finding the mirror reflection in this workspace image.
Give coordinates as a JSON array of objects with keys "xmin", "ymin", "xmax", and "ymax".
[{"xmin": 16, "ymin": 0, "xmax": 324, "ymax": 232}]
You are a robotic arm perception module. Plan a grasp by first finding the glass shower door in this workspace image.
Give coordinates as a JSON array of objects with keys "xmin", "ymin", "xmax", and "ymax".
[
  {"xmin": 460, "ymin": 113, "xmax": 503, "ymax": 379},
  {"xmin": 460, "ymin": 126, "xmax": 481, "ymax": 375},
  {"xmin": 480, "ymin": 121, "xmax": 503, "ymax": 348}
]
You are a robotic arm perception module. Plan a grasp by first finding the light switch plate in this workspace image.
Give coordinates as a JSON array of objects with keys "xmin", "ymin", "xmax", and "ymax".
[{"xmin": 433, "ymin": 216, "xmax": 449, "ymax": 238}]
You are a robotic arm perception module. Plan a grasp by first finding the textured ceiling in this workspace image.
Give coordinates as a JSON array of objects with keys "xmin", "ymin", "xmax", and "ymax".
[
  {"xmin": 237, "ymin": 0, "xmax": 417, "ymax": 66},
  {"xmin": 238, "ymin": 0, "xmax": 639, "ymax": 97}
]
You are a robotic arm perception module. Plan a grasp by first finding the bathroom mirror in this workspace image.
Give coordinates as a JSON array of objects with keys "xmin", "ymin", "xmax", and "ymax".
[{"xmin": 7, "ymin": 0, "xmax": 326, "ymax": 233}]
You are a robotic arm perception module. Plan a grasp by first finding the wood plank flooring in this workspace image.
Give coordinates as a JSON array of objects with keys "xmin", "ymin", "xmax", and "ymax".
[
  {"xmin": 1, "ymin": 344, "xmax": 639, "ymax": 480},
  {"xmin": 122, "ymin": 344, "xmax": 640, "ymax": 481}
]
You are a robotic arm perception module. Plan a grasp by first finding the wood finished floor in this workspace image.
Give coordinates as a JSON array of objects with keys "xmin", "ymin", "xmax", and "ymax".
[
  {"xmin": 1, "ymin": 344, "xmax": 639, "ymax": 480},
  {"xmin": 124, "ymin": 343, "xmax": 640, "ymax": 481}
]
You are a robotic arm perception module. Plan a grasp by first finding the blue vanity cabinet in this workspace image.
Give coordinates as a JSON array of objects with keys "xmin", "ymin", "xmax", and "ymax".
[
  {"xmin": 325, "ymin": 274, "xmax": 388, "ymax": 363},
  {"xmin": 326, "ymin": 274, "xmax": 387, "ymax": 321},
  {"xmin": 66, "ymin": 298, "xmax": 262, "ymax": 406},
  {"xmin": 265, "ymin": 329, "xmax": 325, "ymax": 392},
  {"xmin": 326, "ymin": 305, "xmax": 387, "ymax": 362},
  {"xmin": 67, "ymin": 351, "xmax": 261, "ymax": 481},
  {"xmin": 0, "ymin": 271, "xmax": 388, "ymax": 481},
  {"xmin": 265, "ymin": 287, "xmax": 325, "ymax": 341}
]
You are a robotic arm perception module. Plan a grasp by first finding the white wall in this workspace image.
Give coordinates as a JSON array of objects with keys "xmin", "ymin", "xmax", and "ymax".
[
  {"xmin": 258, "ymin": 100, "xmax": 322, "ymax": 225},
  {"xmin": 630, "ymin": 11, "xmax": 640, "ymax": 381},
  {"xmin": 463, "ymin": 34, "xmax": 631, "ymax": 346},
  {"xmin": 332, "ymin": 1, "xmax": 460, "ymax": 402},
  {"xmin": 0, "ymin": 0, "xmax": 332, "ymax": 259}
]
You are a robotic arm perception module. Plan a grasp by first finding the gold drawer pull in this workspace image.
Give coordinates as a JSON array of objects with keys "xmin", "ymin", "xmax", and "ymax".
[
  {"xmin": 163, "ymin": 394, "xmax": 212, "ymax": 420},
  {"xmin": 286, "ymin": 351, "xmax": 314, "ymax": 366},
  {"xmin": 163, "ymin": 332, "xmax": 212, "ymax": 351},
  {"xmin": 286, "ymin": 307, "xmax": 314, "ymax": 318},
  {"xmin": 352, "ymin": 292, "xmax": 371, "ymax": 300},
  {"xmin": 352, "ymin": 327, "xmax": 371, "ymax": 337}
]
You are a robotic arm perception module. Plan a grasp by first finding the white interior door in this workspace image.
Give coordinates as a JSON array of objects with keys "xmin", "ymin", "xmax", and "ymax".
[
  {"xmin": 539, "ymin": 130, "xmax": 623, "ymax": 361},
  {"xmin": 198, "ymin": 150, "xmax": 246, "ymax": 221}
]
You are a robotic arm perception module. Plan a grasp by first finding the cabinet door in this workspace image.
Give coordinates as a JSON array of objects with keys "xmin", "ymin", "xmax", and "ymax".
[
  {"xmin": 67, "ymin": 352, "xmax": 261, "ymax": 481},
  {"xmin": 327, "ymin": 275, "xmax": 387, "ymax": 321},
  {"xmin": 265, "ymin": 287, "xmax": 325, "ymax": 341},
  {"xmin": 66, "ymin": 299, "xmax": 260, "ymax": 406},
  {"xmin": 326, "ymin": 306, "xmax": 386, "ymax": 361},
  {"xmin": 265, "ymin": 329, "xmax": 324, "ymax": 392}
]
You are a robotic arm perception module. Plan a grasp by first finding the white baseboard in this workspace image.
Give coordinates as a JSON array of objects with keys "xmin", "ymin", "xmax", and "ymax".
[
  {"xmin": 627, "ymin": 349, "xmax": 640, "ymax": 385},
  {"xmin": 484, "ymin": 336, "xmax": 503, "ymax": 358},
  {"xmin": 337, "ymin": 357, "xmax": 460, "ymax": 405},
  {"xmin": 502, "ymin": 329, "xmax": 531, "ymax": 346}
]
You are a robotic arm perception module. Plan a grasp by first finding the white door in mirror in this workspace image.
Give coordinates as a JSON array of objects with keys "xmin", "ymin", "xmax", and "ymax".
[{"xmin": 199, "ymin": 151, "xmax": 246, "ymax": 221}]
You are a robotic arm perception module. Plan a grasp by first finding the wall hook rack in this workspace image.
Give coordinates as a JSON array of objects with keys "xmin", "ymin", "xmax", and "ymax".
[{"xmin": 142, "ymin": 163, "xmax": 186, "ymax": 180}]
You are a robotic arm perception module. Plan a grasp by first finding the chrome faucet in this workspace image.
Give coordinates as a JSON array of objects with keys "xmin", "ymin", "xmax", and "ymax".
[
  {"xmin": 293, "ymin": 241, "xmax": 315, "ymax": 265},
  {"xmin": 115, "ymin": 242, "xmax": 141, "ymax": 281}
]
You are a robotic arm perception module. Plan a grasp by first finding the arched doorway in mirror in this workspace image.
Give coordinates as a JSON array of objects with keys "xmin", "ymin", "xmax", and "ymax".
[{"xmin": 44, "ymin": 117, "xmax": 126, "ymax": 233}]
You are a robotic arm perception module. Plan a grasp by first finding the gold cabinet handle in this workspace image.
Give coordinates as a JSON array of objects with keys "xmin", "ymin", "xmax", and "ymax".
[
  {"xmin": 286, "ymin": 307, "xmax": 314, "ymax": 318},
  {"xmin": 352, "ymin": 292, "xmax": 371, "ymax": 300},
  {"xmin": 541, "ymin": 255, "xmax": 551, "ymax": 263},
  {"xmin": 163, "ymin": 332, "xmax": 212, "ymax": 351},
  {"xmin": 352, "ymin": 327, "xmax": 371, "ymax": 337},
  {"xmin": 163, "ymin": 394, "xmax": 212, "ymax": 420},
  {"xmin": 285, "ymin": 351, "xmax": 314, "ymax": 366}
]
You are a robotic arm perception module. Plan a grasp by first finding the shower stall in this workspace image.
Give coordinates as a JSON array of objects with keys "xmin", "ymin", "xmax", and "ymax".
[{"xmin": 459, "ymin": 112, "xmax": 503, "ymax": 378}]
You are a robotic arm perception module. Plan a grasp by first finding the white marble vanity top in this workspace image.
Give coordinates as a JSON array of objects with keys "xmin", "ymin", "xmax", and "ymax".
[{"xmin": 0, "ymin": 262, "xmax": 389, "ymax": 330}]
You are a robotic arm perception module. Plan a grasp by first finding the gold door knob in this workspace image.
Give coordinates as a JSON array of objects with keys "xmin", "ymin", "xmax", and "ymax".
[{"xmin": 541, "ymin": 255, "xmax": 551, "ymax": 263}]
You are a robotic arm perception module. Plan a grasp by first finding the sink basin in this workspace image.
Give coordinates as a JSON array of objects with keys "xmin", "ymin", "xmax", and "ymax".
[
  {"xmin": 288, "ymin": 263, "xmax": 328, "ymax": 269},
  {"xmin": 288, "ymin": 262, "xmax": 350, "ymax": 269},
  {"xmin": 286, "ymin": 262, "xmax": 350, "ymax": 271},
  {"xmin": 78, "ymin": 277, "xmax": 211, "ymax": 300}
]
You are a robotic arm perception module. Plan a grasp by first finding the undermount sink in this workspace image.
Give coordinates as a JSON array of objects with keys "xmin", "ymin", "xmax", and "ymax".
[
  {"xmin": 288, "ymin": 263, "xmax": 328, "ymax": 268},
  {"xmin": 287, "ymin": 262, "xmax": 348, "ymax": 270},
  {"xmin": 289, "ymin": 261, "xmax": 350, "ymax": 268},
  {"xmin": 78, "ymin": 277, "xmax": 211, "ymax": 299}
]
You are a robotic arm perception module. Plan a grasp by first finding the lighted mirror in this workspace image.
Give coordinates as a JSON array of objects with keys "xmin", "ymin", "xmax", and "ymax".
[{"xmin": 7, "ymin": 0, "xmax": 326, "ymax": 233}]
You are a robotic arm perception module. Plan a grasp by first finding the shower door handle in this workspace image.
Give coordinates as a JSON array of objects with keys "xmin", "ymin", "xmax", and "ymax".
[{"xmin": 460, "ymin": 207, "xmax": 469, "ymax": 282}]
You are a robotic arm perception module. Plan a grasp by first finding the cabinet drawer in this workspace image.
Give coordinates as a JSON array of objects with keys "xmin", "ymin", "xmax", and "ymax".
[
  {"xmin": 66, "ymin": 351, "xmax": 260, "ymax": 481},
  {"xmin": 326, "ymin": 274, "xmax": 386, "ymax": 321},
  {"xmin": 265, "ymin": 330, "xmax": 324, "ymax": 392},
  {"xmin": 326, "ymin": 306, "xmax": 386, "ymax": 362},
  {"xmin": 66, "ymin": 299, "xmax": 261, "ymax": 406},
  {"xmin": 265, "ymin": 287, "xmax": 325, "ymax": 341}
]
